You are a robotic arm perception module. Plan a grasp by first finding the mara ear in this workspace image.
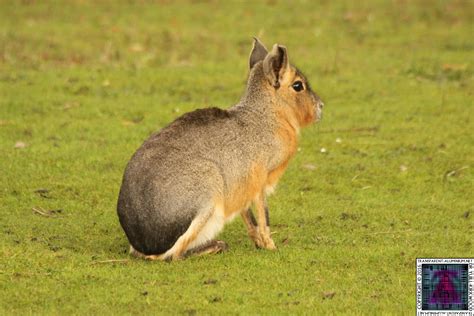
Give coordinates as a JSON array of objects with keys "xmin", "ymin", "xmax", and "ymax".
[
  {"xmin": 263, "ymin": 44, "xmax": 290, "ymax": 89},
  {"xmin": 249, "ymin": 37, "xmax": 268, "ymax": 69}
]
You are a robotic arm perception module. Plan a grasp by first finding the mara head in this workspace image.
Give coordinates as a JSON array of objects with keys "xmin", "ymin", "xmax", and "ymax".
[{"xmin": 247, "ymin": 37, "xmax": 324, "ymax": 126}]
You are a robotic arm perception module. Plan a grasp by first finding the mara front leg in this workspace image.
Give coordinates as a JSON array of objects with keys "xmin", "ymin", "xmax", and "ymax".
[
  {"xmin": 254, "ymin": 194, "xmax": 276, "ymax": 250},
  {"xmin": 241, "ymin": 208, "xmax": 265, "ymax": 248}
]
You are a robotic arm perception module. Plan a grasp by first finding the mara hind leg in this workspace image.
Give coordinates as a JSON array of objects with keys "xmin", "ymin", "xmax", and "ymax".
[
  {"xmin": 129, "ymin": 245, "xmax": 169, "ymax": 261},
  {"xmin": 129, "ymin": 244, "xmax": 167, "ymax": 261},
  {"xmin": 134, "ymin": 240, "xmax": 228, "ymax": 261},
  {"xmin": 183, "ymin": 240, "xmax": 228, "ymax": 258},
  {"xmin": 145, "ymin": 203, "xmax": 224, "ymax": 261},
  {"xmin": 129, "ymin": 245, "xmax": 147, "ymax": 259}
]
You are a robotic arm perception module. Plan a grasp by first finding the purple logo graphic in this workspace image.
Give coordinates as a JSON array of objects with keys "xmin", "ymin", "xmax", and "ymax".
[
  {"xmin": 429, "ymin": 270, "xmax": 461, "ymax": 306},
  {"xmin": 417, "ymin": 259, "xmax": 473, "ymax": 313}
]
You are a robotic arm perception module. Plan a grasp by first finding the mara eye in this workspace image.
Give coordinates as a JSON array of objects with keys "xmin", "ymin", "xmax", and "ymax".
[{"xmin": 292, "ymin": 81, "xmax": 304, "ymax": 92}]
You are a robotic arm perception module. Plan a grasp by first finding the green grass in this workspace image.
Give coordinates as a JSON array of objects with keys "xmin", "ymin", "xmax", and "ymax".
[{"xmin": 1, "ymin": 0, "xmax": 473, "ymax": 314}]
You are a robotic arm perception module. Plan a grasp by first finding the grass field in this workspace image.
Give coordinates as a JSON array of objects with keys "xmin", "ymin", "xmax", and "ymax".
[{"xmin": 1, "ymin": 0, "xmax": 473, "ymax": 314}]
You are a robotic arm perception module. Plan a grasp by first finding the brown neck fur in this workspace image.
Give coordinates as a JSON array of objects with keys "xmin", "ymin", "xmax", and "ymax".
[
  {"xmin": 238, "ymin": 62, "xmax": 300, "ymax": 130},
  {"xmin": 240, "ymin": 62, "xmax": 273, "ymax": 111},
  {"xmin": 233, "ymin": 61, "xmax": 300, "ymax": 168}
]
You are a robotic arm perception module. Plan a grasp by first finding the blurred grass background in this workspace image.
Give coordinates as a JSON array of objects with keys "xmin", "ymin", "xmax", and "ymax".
[{"xmin": 0, "ymin": 0, "xmax": 473, "ymax": 314}]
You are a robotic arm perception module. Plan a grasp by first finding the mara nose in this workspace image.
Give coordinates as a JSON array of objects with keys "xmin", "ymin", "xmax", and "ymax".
[{"xmin": 318, "ymin": 100, "xmax": 324, "ymax": 109}]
